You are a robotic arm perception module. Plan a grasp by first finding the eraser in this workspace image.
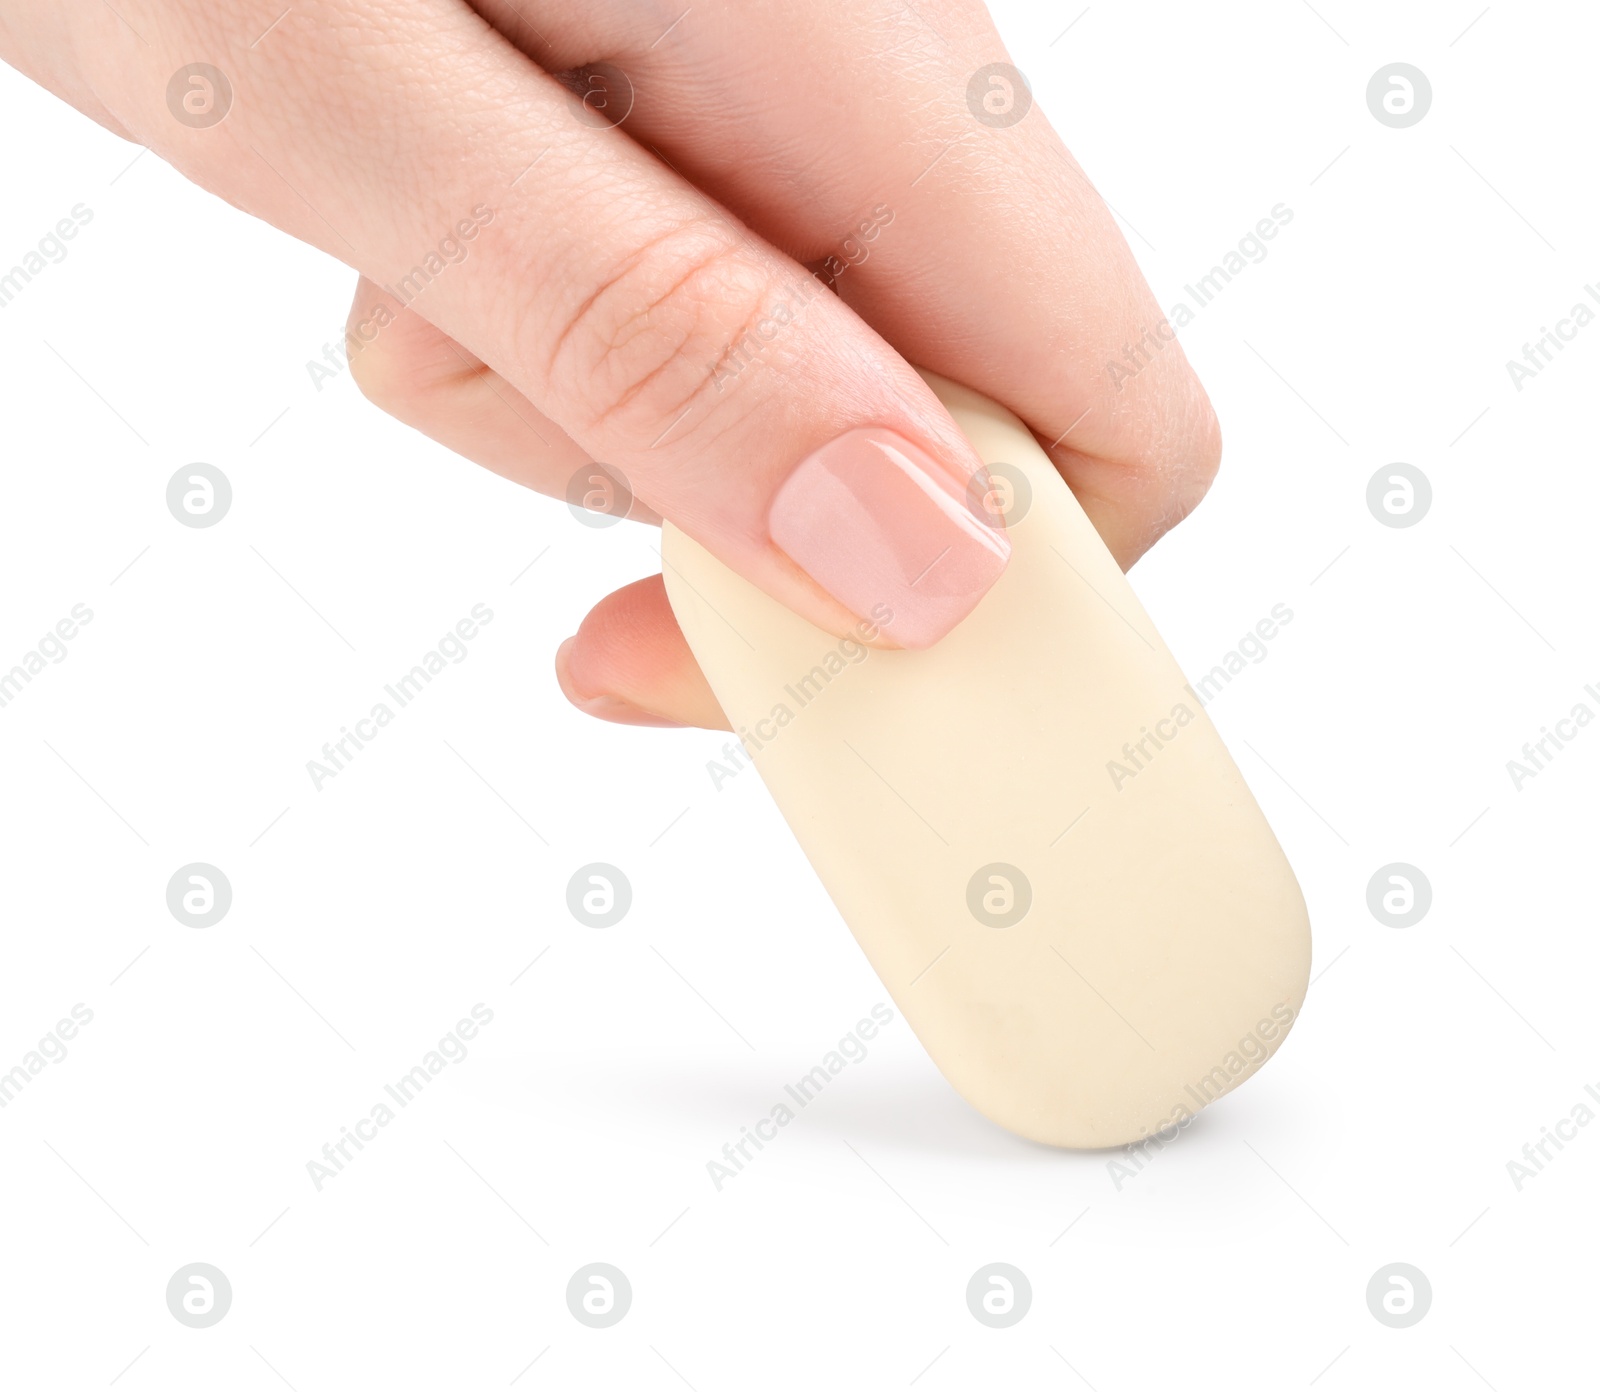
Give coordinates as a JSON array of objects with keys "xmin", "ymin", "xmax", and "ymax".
[{"xmin": 663, "ymin": 372, "xmax": 1311, "ymax": 1147}]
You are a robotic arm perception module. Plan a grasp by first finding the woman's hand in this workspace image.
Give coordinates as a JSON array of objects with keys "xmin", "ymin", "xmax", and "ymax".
[{"xmin": 1, "ymin": 0, "xmax": 1220, "ymax": 731}]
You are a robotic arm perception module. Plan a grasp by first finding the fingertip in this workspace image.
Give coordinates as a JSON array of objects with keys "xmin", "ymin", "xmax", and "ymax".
[
  {"xmin": 555, "ymin": 636, "xmax": 688, "ymax": 728},
  {"xmin": 553, "ymin": 579, "xmax": 732, "ymax": 731}
]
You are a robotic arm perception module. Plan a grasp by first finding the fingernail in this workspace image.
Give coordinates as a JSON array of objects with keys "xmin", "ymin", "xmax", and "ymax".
[
  {"xmin": 555, "ymin": 637, "xmax": 686, "ymax": 728},
  {"xmin": 768, "ymin": 428, "xmax": 1009, "ymax": 648}
]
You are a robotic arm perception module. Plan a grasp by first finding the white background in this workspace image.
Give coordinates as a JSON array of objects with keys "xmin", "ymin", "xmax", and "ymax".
[{"xmin": 2, "ymin": 0, "xmax": 1596, "ymax": 1387}]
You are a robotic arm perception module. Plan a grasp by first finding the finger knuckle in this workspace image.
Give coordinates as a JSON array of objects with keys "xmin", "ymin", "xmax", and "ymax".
[
  {"xmin": 345, "ymin": 329, "xmax": 404, "ymax": 408},
  {"xmin": 540, "ymin": 221, "xmax": 773, "ymax": 440},
  {"xmin": 1186, "ymin": 393, "xmax": 1224, "ymax": 498},
  {"xmin": 1158, "ymin": 390, "xmax": 1223, "ymax": 533},
  {"xmin": 347, "ymin": 303, "xmax": 477, "ymax": 415}
]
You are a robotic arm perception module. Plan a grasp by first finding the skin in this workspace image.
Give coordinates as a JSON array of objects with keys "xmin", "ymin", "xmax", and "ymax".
[{"xmin": 1, "ymin": 0, "xmax": 1221, "ymax": 731}]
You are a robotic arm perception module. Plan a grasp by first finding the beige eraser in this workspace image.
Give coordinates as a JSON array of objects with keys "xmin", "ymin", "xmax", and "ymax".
[{"xmin": 662, "ymin": 373, "xmax": 1311, "ymax": 1148}]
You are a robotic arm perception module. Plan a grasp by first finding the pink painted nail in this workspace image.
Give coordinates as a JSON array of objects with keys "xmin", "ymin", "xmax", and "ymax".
[{"xmin": 768, "ymin": 428, "xmax": 1010, "ymax": 648}]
